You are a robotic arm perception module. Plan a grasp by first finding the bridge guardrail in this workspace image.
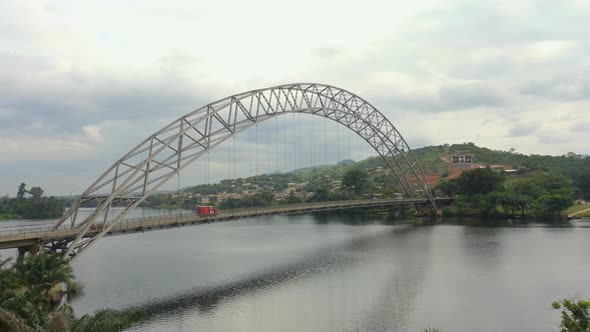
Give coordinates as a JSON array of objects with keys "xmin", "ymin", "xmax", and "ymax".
[{"xmin": 0, "ymin": 198, "xmax": 451, "ymax": 241}]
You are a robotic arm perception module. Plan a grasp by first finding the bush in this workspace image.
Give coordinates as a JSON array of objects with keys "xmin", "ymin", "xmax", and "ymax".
[{"xmin": 552, "ymin": 299, "xmax": 590, "ymax": 332}]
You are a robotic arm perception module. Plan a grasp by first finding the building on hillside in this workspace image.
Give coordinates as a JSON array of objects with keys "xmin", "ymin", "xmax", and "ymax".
[{"xmin": 451, "ymin": 153, "xmax": 474, "ymax": 163}]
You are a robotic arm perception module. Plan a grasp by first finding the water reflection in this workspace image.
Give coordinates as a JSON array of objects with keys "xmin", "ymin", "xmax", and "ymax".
[
  {"xmin": 65, "ymin": 213, "xmax": 590, "ymax": 332},
  {"xmin": 354, "ymin": 226, "xmax": 435, "ymax": 332},
  {"xmin": 129, "ymin": 224, "xmax": 418, "ymax": 325}
]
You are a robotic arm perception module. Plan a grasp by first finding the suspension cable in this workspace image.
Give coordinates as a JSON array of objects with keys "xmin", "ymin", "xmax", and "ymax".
[
  {"xmin": 275, "ymin": 116, "xmax": 279, "ymax": 173},
  {"xmin": 176, "ymin": 171, "xmax": 180, "ymax": 213},
  {"xmin": 292, "ymin": 112, "xmax": 297, "ymax": 170},
  {"xmin": 298, "ymin": 112, "xmax": 302, "ymax": 168},
  {"xmin": 255, "ymin": 123, "xmax": 259, "ymax": 180},
  {"xmin": 336, "ymin": 120, "xmax": 340, "ymax": 165},
  {"xmin": 323, "ymin": 117, "xmax": 328, "ymax": 165},
  {"xmin": 308, "ymin": 110, "xmax": 314, "ymax": 167},
  {"xmin": 248, "ymin": 125, "xmax": 252, "ymax": 177},
  {"xmin": 206, "ymin": 150, "xmax": 210, "ymax": 186},
  {"xmin": 227, "ymin": 136, "xmax": 231, "ymax": 181}
]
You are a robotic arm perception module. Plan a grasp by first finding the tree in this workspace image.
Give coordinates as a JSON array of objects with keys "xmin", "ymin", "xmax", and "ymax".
[
  {"xmin": 71, "ymin": 308, "xmax": 144, "ymax": 332},
  {"xmin": 287, "ymin": 190, "xmax": 300, "ymax": 204},
  {"xmin": 16, "ymin": 183, "xmax": 27, "ymax": 199},
  {"xmin": 308, "ymin": 187, "xmax": 330, "ymax": 202},
  {"xmin": 552, "ymin": 299, "xmax": 590, "ymax": 332},
  {"xmin": 484, "ymin": 191, "xmax": 504, "ymax": 215},
  {"xmin": 0, "ymin": 253, "xmax": 143, "ymax": 331},
  {"xmin": 342, "ymin": 169, "xmax": 369, "ymax": 195},
  {"xmin": 28, "ymin": 187, "xmax": 44, "ymax": 201},
  {"xmin": 575, "ymin": 172, "xmax": 590, "ymax": 200},
  {"xmin": 436, "ymin": 180, "xmax": 460, "ymax": 196},
  {"xmin": 455, "ymin": 167, "xmax": 504, "ymax": 196},
  {"xmin": 536, "ymin": 194, "xmax": 574, "ymax": 217},
  {"xmin": 250, "ymin": 189, "xmax": 274, "ymax": 206}
]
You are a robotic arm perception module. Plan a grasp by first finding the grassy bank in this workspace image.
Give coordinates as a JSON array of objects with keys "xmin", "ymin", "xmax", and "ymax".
[
  {"xmin": 0, "ymin": 212, "xmax": 23, "ymax": 220},
  {"xmin": 562, "ymin": 203, "xmax": 590, "ymax": 218}
]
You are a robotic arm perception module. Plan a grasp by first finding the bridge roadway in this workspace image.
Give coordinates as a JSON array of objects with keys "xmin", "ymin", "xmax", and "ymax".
[{"xmin": 0, "ymin": 198, "xmax": 453, "ymax": 251}]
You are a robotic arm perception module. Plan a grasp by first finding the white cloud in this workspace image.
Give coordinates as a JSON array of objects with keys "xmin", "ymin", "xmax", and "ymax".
[{"xmin": 82, "ymin": 125, "xmax": 103, "ymax": 143}]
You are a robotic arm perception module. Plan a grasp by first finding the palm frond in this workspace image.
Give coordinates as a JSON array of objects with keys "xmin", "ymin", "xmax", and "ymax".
[{"xmin": 0, "ymin": 308, "xmax": 29, "ymax": 332}]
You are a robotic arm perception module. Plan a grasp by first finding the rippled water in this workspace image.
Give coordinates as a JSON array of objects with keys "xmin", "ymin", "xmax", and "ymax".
[{"xmin": 4, "ymin": 210, "xmax": 590, "ymax": 331}]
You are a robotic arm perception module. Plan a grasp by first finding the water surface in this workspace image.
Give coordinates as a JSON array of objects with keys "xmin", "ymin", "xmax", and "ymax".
[{"xmin": 58, "ymin": 212, "xmax": 590, "ymax": 332}]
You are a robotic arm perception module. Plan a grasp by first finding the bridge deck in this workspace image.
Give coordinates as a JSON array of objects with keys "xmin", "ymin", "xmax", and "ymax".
[{"xmin": 0, "ymin": 198, "xmax": 453, "ymax": 250}]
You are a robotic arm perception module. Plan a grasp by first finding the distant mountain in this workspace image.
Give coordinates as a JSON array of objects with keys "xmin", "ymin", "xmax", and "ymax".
[
  {"xmin": 336, "ymin": 159, "xmax": 355, "ymax": 167},
  {"xmin": 289, "ymin": 159, "xmax": 355, "ymax": 174}
]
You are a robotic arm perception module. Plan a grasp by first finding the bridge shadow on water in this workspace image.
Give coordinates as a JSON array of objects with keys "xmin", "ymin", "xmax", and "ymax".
[{"xmin": 126, "ymin": 223, "xmax": 422, "ymax": 326}]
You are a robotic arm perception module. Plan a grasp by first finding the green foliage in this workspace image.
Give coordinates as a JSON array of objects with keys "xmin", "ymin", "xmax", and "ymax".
[
  {"xmin": 17, "ymin": 183, "xmax": 27, "ymax": 200},
  {"xmin": 438, "ymin": 171, "xmax": 575, "ymax": 218},
  {"xmin": 0, "ymin": 308, "xmax": 30, "ymax": 332},
  {"xmin": 287, "ymin": 190, "xmax": 301, "ymax": 204},
  {"xmin": 436, "ymin": 180, "xmax": 460, "ymax": 196},
  {"xmin": 552, "ymin": 299, "xmax": 590, "ymax": 332},
  {"xmin": 0, "ymin": 253, "xmax": 74, "ymax": 330},
  {"xmin": 454, "ymin": 167, "xmax": 505, "ymax": 196},
  {"xmin": 308, "ymin": 187, "xmax": 330, "ymax": 202},
  {"xmin": 342, "ymin": 169, "xmax": 369, "ymax": 194},
  {"xmin": 575, "ymin": 172, "xmax": 590, "ymax": 200},
  {"xmin": 141, "ymin": 143, "xmax": 587, "ymax": 214},
  {"xmin": 536, "ymin": 194, "xmax": 574, "ymax": 217},
  {"xmin": 0, "ymin": 184, "xmax": 64, "ymax": 220},
  {"xmin": 218, "ymin": 189, "xmax": 275, "ymax": 209},
  {"xmin": 0, "ymin": 253, "xmax": 143, "ymax": 331},
  {"xmin": 412, "ymin": 143, "xmax": 590, "ymax": 179},
  {"xmin": 71, "ymin": 308, "xmax": 144, "ymax": 332}
]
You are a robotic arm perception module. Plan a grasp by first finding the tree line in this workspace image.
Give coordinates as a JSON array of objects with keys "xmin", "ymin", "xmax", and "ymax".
[
  {"xmin": 0, "ymin": 184, "xmax": 64, "ymax": 220},
  {"xmin": 436, "ymin": 168, "xmax": 590, "ymax": 218}
]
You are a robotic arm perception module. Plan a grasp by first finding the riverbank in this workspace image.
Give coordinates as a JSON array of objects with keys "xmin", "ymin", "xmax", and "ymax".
[
  {"xmin": 563, "ymin": 203, "xmax": 590, "ymax": 218},
  {"xmin": 0, "ymin": 212, "xmax": 23, "ymax": 221},
  {"xmin": 439, "ymin": 204, "xmax": 578, "ymax": 221}
]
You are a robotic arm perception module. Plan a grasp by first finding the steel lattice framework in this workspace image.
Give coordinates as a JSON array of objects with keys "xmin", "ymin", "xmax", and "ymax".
[{"xmin": 51, "ymin": 83, "xmax": 436, "ymax": 261}]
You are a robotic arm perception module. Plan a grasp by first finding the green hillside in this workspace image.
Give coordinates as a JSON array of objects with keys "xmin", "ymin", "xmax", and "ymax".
[
  {"xmin": 299, "ymin": 143, "xmax": 590, "ymax": 179},
  {"xmin": 181, "ymin": 143, "xmax": 590, "ymax": 196},
  {"xmin": 412, "ymin": 143, "xmax": 590, "ymax": 178},
  {"xmin": 144, "ymin": 143, "xmax": 590, "ymax": 210}
]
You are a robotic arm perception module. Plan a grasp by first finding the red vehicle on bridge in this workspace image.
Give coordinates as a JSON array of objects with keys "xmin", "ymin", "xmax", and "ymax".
[{"xmin": 196, "ymin": 206, "xmax": 219, "ymax": 215}]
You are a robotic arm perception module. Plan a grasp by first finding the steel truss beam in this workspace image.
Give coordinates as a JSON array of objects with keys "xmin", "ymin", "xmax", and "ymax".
[{"xmin": 52, "ymin": 83, "xmax": 436, "ymax": 261}]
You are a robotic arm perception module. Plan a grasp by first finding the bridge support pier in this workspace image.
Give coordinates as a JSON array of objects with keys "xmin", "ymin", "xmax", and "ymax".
[{"xmin": 17, "ymin": 240, "xmax": 42, "ymax": 258}]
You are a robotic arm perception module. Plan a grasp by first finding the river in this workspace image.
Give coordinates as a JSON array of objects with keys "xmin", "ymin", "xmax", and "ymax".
[{"xmin": 2, "ymin": 208, "xmax": 590, "ymax": 331}]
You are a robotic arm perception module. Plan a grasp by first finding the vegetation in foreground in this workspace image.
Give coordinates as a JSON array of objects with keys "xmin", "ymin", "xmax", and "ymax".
[
  {"xmin": 0, "ymin": 253, "xmax": 143, "ymax": 332},
  {"xmin": 552, "ymin": 299, "xmax": 590, "ymax": 332},
  {"xmin": 0, "ymin": 184, "xmax": 64, "ymax": 221},
  {"xmin": 422, "ymin": 298, "xmax": 589, "ymax": 332}
]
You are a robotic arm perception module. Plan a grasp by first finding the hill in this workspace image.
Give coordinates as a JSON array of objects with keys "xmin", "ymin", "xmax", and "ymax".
[
  {"xmin": 145, "ymin": 143, "xmax": 589, "ymax": 209},
  {"xmin": 411, "ymin": 143, "xmax": 590, "ymax": 180}
]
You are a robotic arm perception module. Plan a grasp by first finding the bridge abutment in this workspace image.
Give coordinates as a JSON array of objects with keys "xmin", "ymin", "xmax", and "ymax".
[{"xmin": 16, "ymin": 240, "xmax": 42, "ymax": 258}]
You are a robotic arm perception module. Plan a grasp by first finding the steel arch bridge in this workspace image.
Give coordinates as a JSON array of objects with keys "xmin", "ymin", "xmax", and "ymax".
[{"xmin": 51, "ymin": 83, "xmax": 435, "ymax": 260}]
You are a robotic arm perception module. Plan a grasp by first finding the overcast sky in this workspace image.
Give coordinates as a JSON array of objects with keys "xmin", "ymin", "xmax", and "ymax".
[{"xmin": 1, "ymin": 0, "xmax": 589, "ymax": 196}]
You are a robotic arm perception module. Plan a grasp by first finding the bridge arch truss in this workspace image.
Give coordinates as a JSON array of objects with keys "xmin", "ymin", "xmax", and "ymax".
[{"xmin": 53, "ymin": 83, "xmax": 435, "ymax": 260}]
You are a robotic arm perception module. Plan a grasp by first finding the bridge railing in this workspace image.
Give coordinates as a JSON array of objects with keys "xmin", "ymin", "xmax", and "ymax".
[{"xmin": 0, "ymin": 198, "xmax": 448, "ymax": 240}]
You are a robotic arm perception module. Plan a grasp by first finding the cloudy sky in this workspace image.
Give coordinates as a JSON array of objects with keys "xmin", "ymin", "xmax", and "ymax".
[{"xmin": 1, "ymin": 0, "xmax": 589, "ymax": 196}]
